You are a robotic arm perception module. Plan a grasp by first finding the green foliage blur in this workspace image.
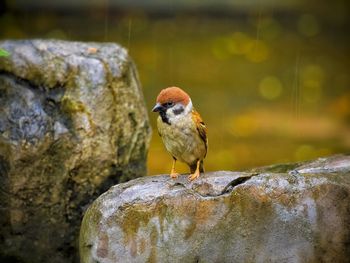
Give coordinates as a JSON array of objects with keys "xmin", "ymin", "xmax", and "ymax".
[
  {"xmin": 0, "ymin": 48, "xmax": 9, "ymax": 56},
  {"xmin": 1, "ymin": 0, "xmax": 349, "ymax": 174}
]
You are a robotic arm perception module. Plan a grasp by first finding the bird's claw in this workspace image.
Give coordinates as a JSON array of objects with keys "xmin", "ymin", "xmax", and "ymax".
[
  {"xmin": 188, "ymin": 172, "xmax": 200, "ymax": 181},
  {"xmin": 170, "ymin": 172, "xmax": 180, "ymax": 179}
]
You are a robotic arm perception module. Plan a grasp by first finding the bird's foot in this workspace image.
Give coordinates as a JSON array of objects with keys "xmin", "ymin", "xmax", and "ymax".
[
  {"xmin": 188, "ymin": 171, "xmax": 200, "ymax": 181},
  {"xmin": 170, "ymin": 172, "xmax": 180, "ymax": 179}
]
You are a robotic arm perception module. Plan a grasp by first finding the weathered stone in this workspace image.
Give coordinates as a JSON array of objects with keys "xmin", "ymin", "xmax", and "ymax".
[
  {"xmin": 80, "ymin": 155, "xmax": 350, "ymax": 263},
  {"xmin": 0, "ymin": 40, "xmax": 151, "ymax": 263}
]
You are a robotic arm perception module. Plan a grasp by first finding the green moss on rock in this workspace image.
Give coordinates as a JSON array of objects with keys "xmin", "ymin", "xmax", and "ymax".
[
  {"xmin": 0, "ymin": 39, "xmax": 151, "ymax": 263},
  {"xmin": 80, "ymin": 155, "xmax": 350, "ymax": 263}
]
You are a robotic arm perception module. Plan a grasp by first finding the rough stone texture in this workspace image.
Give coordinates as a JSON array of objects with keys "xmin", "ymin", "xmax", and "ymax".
[
  {"xmin": 0, "ymin": 40, "xmax": 151, "ymax": 263},
  {"xmin": 80, "ymin": 155, "xmax": 350, "ymax": 263}
]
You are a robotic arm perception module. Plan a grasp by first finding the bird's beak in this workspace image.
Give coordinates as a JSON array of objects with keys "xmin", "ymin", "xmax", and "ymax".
[{"xmin": 152, "ymin": 103, "xmax": 163, "ymax": 112}]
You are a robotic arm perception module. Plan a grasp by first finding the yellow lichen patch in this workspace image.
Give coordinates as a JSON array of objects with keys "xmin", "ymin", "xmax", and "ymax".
[
  {"xmin": 61, "ymin": 97, "xmax": 97, "ymax": 134},
  {"xmin": 194, "ymin": 200, "xmax": 216, "ymax": 225},
  {"xmin": 184, "ymin": 216, "xmax": 197, "ymax": 240},
  {"xmin": 146, "ymin": 225, "xmax": 158, "ymax": 263},
  {"xmin": 171, "ymin": 195, "xmax": 197, "ymax": 217},
  {"xmin": 154, "ymin": 201, "xmax": 169, "ymax": 236},
  {"xmin": 120, "ymin": 205, "xmax": 153, "ymax": 246},
  {"xmin": 223, "ymin": 186, "xmax": 273, "ymax": 220},
  {"xmin": 130, "ymin": 238, "xmax": 137, "ymax": 258},
  {"xmin": 96, "ymin": 232, "xmax": 109, "ymax": 258},
  {"xmin": 184, "ymin": 199, "xmax": 217, "ymax": 240},
  {"xmin": 139, "ymin": 238, "xmax": 146, "ymax": 254},
  {"xmin": 79, "ymin": 204, "xmax": 103, "ymax": 263},
  {"xmin": 118, "ymin": 201, "xmax": 169, "ymax": 258},
  {"xmin": 61, "ymin": 97, "xmax": 86, "ymax": 113},
  {"xmin": 248, "ymin": 186, "xmax": 272, "ymax": 204},
  {"xmin": 269, "ymin": 188, "xmax": 297, "ymax": 207}
]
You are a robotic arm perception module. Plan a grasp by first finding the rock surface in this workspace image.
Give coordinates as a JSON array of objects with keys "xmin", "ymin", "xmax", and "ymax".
[
  {"xmin": 80, "ymin": 155, "xmax": 350, "ymax": 263},
  {"xmin": 0, "ymin": 40, "xmax": 151, "ymax": 263}
]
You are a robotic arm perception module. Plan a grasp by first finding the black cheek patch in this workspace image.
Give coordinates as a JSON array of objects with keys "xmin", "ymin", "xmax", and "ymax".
[
  {"xmin": 160, "ymin": 111, "xmax": 170, "ymax": 125},
  {"xmin": 173, "ymin": 107, "xmax": 184, "ymax": 115}
]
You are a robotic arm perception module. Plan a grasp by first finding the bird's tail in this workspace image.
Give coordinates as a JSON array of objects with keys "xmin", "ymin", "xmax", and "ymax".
[{"xmin": 190, "ymin": 160, "xmax": 205, "ymax": 174}]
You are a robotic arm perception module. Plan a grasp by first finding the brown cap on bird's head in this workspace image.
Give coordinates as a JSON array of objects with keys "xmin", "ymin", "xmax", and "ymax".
[{"xmin": 156, "ymin": 87, "xmax": 190, "ymax": 106}]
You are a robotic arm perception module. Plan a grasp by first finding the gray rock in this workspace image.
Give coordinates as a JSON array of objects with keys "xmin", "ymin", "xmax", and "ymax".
[
  {"xmin": 80, "ymin": 155, "xmax": 350, "ymax": 263},
  {"xmin": 0, "ymin": 40, "xmax": 151, "ymax": 263}
]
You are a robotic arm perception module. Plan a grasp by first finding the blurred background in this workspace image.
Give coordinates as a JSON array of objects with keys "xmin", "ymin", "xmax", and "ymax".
[{"xmin": 1, "ymin": 0, "xmax": 349, "ymax": 175}]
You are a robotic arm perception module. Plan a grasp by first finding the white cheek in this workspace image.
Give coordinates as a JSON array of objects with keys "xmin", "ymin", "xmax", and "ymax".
[
  {"xmin": 165, "ymin": 108, "xmax": 175, "ymax": 118},
  {"xmin": 166, "ymin": 100, "xmax": 193, "ymax": 123},
  {"xmin": 184, "ymin": 100, "xmax": 193, "ymax": 114}
]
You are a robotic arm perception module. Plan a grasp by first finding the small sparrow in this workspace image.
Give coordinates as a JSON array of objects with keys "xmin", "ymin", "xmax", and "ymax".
[{"xmin": 152, "ymin": 87, "xmax": 208, "ymax": 181}]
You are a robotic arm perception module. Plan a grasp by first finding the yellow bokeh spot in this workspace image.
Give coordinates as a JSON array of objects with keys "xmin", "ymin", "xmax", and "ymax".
[
  {"xmin": 212, "ymin": 37, "xmax": 231, "ymax": 60},
  {"xmin": 231, "ymin": 115, "xmax": 258, "ymax": 137},
  {"xmin": 259, "ymin": 76, "xmax": 283, "ymax": 100},
  {"xmin": 227, "ymin": 32, "xmax": 252, "ymax": 55},
  {"xmin": 215, "ymin": 32, "xmax": 269, "ymax": 63},
  {"xmin": 245, "ymin": 40, "xmax": 269, "ymax": 63},
  {"xmin": 297, "ymin": 14, "xmax": 320, "ymax": 37},
  {"xmin": 302, "ymin": 64, "xmax": 324, "ymax": 83},
  {"xmin": 301, "ymin": 64, "xmax": 324, "ymax": 103},
  {"xmin": 302, "ymin": 85, "xmax": 322, "ymax": 104}
]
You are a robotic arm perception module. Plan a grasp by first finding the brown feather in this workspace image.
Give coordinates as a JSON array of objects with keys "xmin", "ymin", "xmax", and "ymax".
[{"xmin": 191, "ymin": 108, "xmax": 208, "ymax": 158}]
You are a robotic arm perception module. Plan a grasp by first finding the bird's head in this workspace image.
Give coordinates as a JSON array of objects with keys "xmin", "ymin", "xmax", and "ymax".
[{"xmin": 152, "ymin": 87, "xmax": 193, "ymax": 124}]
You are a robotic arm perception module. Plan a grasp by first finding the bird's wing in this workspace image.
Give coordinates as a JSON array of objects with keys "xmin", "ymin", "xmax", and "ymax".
[{"xmin": 192, "ymin": 109, "xmax": 208, "ymax": 156}]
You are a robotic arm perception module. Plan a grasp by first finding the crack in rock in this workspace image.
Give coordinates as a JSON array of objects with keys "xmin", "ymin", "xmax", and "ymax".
[
  {"xmin": 190, "ymin": 173, "xmax": 259, "ymax": 197},
  {"xmin": 220, "ymin": 173, "xmax": 258, "ymax": 195}
]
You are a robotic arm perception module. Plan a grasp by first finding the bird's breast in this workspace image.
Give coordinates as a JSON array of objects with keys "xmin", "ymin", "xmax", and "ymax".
[{"xmin": 157, "ymin": 115, "xmax": 206, "ymax": 164}]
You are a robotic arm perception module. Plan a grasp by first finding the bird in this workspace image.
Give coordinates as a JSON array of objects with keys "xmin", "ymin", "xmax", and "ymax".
[{"xmin": 152, "ymin": 87, "xmax": 208, "ymax": 181}]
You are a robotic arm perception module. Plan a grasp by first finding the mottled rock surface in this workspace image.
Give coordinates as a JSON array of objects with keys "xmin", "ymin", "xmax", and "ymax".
[
  {"xmin": 0, "ymin": 40, "xmax": 151, "ymax": 263},
  {"xmin": 80, "ymin": 155, "xmax": 350, "ymax": 263}
]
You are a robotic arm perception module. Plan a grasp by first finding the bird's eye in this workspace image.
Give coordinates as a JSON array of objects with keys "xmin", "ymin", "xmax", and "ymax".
[{"xmin": 164, "ymin": 102, "xmax": 174, "ymax": 107}]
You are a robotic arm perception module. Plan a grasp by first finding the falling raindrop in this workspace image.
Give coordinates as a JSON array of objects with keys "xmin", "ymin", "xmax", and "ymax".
[
  {"xmin": 250, "ymin": 4, "xmax": 270, "ymax": 63},
  {"xmin": 250, "ymin": 2, "xmax": 263, "ymax": 59},
  {"xmin": 127, "ymin": 18, "xmax": 132, "ymax": 50},
  {"xmin": 292, "ymin": 50, "xmax": 301, "ymax": 119},
  {"xmin": 168, "ymin": 46, "xmax": 174, "ymax": 84},
  {"xmin": 255, "ymin": 3, "xmax": 262, "ymax": 43},
  {"xmin": 104, "ymin": 0, "xmax": 109, "ymax": 42}
]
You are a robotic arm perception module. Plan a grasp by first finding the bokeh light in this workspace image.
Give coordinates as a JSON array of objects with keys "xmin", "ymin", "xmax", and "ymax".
[
  {"xmin": 0, "ymin": 0, "xmax": 349, "ymax": 174},
  {"xmin": 297, "ymin": 14, "xmax": 320, "ymax": 37},
  {"xmin": 245, "ymin": 40, "xmax": 269, "ymax": 63},
  {"xmin": 227, "ymin": 32, "xmax": 252, "ymax": 55},
  {"xmin": 301, "ymin": 64, "xmax": 324, "ymax": 105},
  {"xmin": 259, "ymin": 76, "xmax": 283, "ymax": 100}
]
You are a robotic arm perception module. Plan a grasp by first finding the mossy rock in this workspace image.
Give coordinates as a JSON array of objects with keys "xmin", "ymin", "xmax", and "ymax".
[
  {"xmin": 0, "ymin": 39, "xmax": 151, "ymax": 263},
  {"xmin": 80, "ymin": 155, "xmax": 350, "ymax": 263}
]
